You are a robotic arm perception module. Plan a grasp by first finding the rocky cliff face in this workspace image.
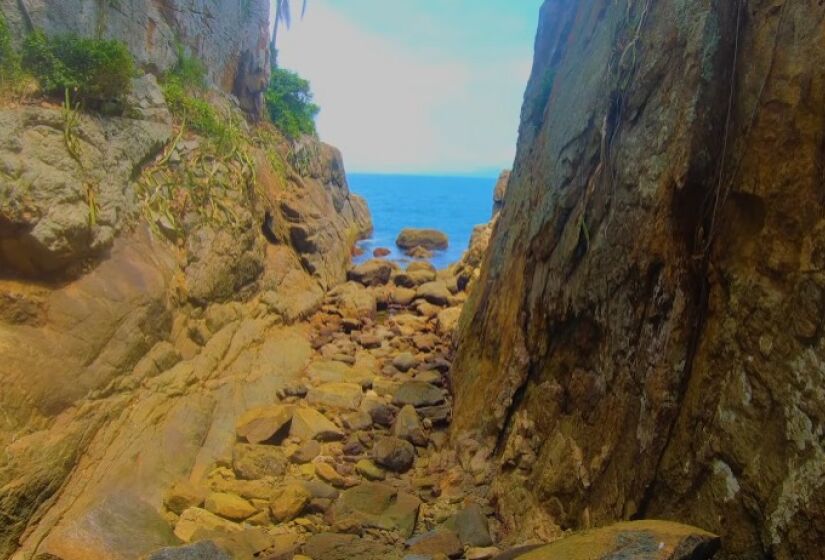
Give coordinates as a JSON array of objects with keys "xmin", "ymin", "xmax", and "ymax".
[
  {"xmin": 0, "ymin": 0, "xmax": 270, "ymax": 114},
  {"xmin": 452, "ymin": 2, "xmax": 825, "ymax": 559}
]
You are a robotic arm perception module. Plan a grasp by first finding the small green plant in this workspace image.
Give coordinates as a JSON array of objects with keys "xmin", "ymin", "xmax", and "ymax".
[
  {"xmin": 0, "ymin": 12, "xmax": 22, "ymax": 89},
  {"xmin": 21, "ymin": 31, "xmax": 134, "ymax": 103},
  {"xmin": 264, "ymin": 67, "xmax": 319, "ymax": 138}
]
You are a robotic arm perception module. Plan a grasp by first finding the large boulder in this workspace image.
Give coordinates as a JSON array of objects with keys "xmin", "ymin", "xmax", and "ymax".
[
  {"xmin": 331, "ymin": 482, "xmax": 421, "ymax": 538},
  {"xmin": 396, "ymin": 228, "xmax": 449, "ymax": 252}
]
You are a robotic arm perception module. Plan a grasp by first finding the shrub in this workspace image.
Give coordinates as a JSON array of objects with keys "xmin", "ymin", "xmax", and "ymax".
[
  {"xmin": 264, "ymin": 67, "xmax": 319, "ymax": 138},
  {"xmin": 0, "ymin": 13, "xmax": 22, "ymax": 88},
  {"xmin": 168, "ymin": 44, "xmax": 208, "ymax": 91},
  {"xmin": 21, "ymin": 31, "xmax": 134, "ymax": 103}
]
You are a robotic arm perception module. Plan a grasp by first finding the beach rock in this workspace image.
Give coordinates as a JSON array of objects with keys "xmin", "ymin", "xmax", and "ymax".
[
  {"xmin": 355, "ymin": 459, "xmax": 386, "ymax": 481},
  {"xmin": 232, "ymin": 444, "xmax": 288, "ymax": 479},
  {"xmin": 392, "ymin": 352, "xmax": 417, "ymax": 372},
  {"xmin": 513, "ymin": 521, "xmax": 720, "ymax": 560},
  {"xmin": 407, "ymin": 529, "xmax": 463, "ymax": 559},
  {"xmin": 343, "ymin": 411, "xmax": 373, "ymax": 431},
  {"xmin": 453, "ymin": 503, "xmax": 493, "ymax": 547},
  {"xmin": 373, "ymin": 247, "xmax": 391, "ymax": 257},
  {"xmin": 174, "ymin": 508, "xmax": 242, "ymax": 543},
  {"xmin": 397, "ymin": 229, "xmax": 449, "ymax": 252},
  {"xmin": 307, "ymin": 382, "xmax": 364, "ymax": 410},
  {"xmin": 306, "ymin": 360, "xmax": 371, "ymax": 386},
  {"xmin": 348, "ymin": 259, "xmax": 395, "ymax": 286},
  {"xmin": 408, "ymin": 246, "xmax": 434, "ymax": 259},
  {"xmin": 436, "ymin": 307, "xmax": 462, "ymax": 336},
  {"xmin": 466, "ymin": 547, "xmax": 501, "ymax": 560},
  {"xmin": 328, "ymin": 282, "xmax": 377, "ymax": 318},
  {"xmin": 315, "ymin": 462, "xmax": 348, "ymax": 488},
  {"xmin": 203, "ymin": 493, "xmax": 257, "ymax": 521},
  {"xmin": 392, "ymin": 287, "xmax": 418, "ymax": 306},
  {"xmin": 303, "ymin": 533, "xmax": 402, "ymax": 560},
  {"xmin": 235, "ymin": 405, "xmax": 293, "ymax": 444},
  {"xmin": 164, "ymin": 481, "xmax": 206, "ymax": 515},
  {"xmin": 416, "ymin": 282, "xmax": 452, "ymax": 306},
  {"xmin": 372, "ymin": 436, "xmax": 416, "ymax": 472},
  {"xmin": 393, "ymin": 405, "xmax": 428, "ymax": 447},
  {"xmin": 269, "ymin": 482, "xmax": 311, "ymax": 522},
  {"xmin": 393, "ymin": 381, "xmax": 445, "ymax": 407},
  {"xmin": 331, "ymin": 482, "xmax": 421, "ymax": 537},
  {"xmin": 146, "ymin": 540, "xmax": 232, "ymax": 560},
  {"xmin": 289, "ymin": 440, "xmax": 321, "ymax": 464},
  {"xmin": 290, "ymin": 408, "xmax": 345, "ymax": 441}
]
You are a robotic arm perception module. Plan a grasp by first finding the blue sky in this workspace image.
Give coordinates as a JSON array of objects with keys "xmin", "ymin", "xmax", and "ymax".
[{"xmin": 276, "ymin": 1, "xmax": 544, "ymax": 175}]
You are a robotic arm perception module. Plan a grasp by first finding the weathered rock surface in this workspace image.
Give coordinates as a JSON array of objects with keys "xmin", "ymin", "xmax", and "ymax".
[
  {"xmin": 452, "ymin": 2, "xmax": 825, "ymax": 559},
  {"xmin": 1, "ymin": 0, "xmax": 271, "ymax": 114},
  {"xmin": 396, "ymin": 228, "xmax": 449, "ymax": 252}
]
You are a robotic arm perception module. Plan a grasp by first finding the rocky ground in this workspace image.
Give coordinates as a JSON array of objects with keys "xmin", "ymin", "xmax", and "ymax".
[{"xmin": 145, "ymin": 258, "xmax": 720, "ymax": 560}]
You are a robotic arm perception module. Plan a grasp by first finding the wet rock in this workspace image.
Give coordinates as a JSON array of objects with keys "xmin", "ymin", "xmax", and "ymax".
[
  {"xmin": 397, "ymin": 229, "xmax": 449, "ymax": 252},
  {"xmin": 372, "ymin": 436, "xmax": 416, "ymax": 472},
  {"xmin": 416, "ymin": 282, "xmax": 451, "ymax": 306},
  {"xmin": 269, "ymin": 482, "xmax": 311, "ymax": 522},
  {"xmin": 393, "ymin": 405, "xmax": 428, "ymax": 447},
  {"xmin": 374, "ymin": 247, "xmax": 391, "ymax": 257},
  {"xmin": 235, "ymin": 405, "xmax": 293, "ymax": 444},
  {"xmin": 331, "ymin": 482, "xmax": 421, "ymax": 538},
  {"xmin": 203, "ymin": 492, "xmax": 257, "ymax": 521},
  {"xmin": 307, "ymin": 382, "xmax": 364, "ymax": 410},
  {"xmin": 356, "ymin": 459, "xmax": 386, "ymax": 481},
  {"xmin": 453, "ymin": 503, "xmax": 493, "ymax": 547},
  {"xmin": 407, "ymin": 529, "xmax": 463, "ymax": 558},
  {"xmin": 348, "ymin": 259, "xmax": 395, "ymax": 286},
  {"xmin": 174, "ymin": 508, "xmax": 242, "ymax": 543},
  {"xmin": 232, "ymin": 444, "xmax": 287, "ymax": 480},
  {"xmin": 146, "ymin": 540, "xmax": 232, "ymax": 560},
  {"xmin": 164, "ymin": 481, "xmax": 206, "ymax": 515},
  {"xmin": 393, "ymin": 381, "xmax": 445, "ymax": 407},
  {"xmin": 290, "ymin": 407, "xmax": 345, "ymax": 441},
  {"xmin": 290, "ymin": 440, "xmax": 321, "ymax": 464}
]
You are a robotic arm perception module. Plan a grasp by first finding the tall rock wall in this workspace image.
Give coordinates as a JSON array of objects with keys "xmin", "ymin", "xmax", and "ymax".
[
  {"xmin": 0, "ymin": 0, "xmax": 270, "ymax": 114},
  {"xmin": 451, "ymin": 2, "xmax": 825, "ymax": 559}
]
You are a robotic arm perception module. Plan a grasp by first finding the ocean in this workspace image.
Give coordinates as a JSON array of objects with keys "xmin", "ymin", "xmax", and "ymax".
[{"xmin": 348, "ymin": 173, "xmax": 498, "ymax": 270}]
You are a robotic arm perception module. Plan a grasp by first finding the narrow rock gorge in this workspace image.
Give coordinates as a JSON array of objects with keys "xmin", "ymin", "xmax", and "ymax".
[
  {"xmin": 452, "ymin": 2, "xmax": 825, "ymax": 560},
  {"xmin": 1, "ymin": 1, "xmax": 823, "ymax": 560}
]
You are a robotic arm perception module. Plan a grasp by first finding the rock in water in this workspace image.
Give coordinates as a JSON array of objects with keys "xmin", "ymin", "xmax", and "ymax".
[
  {"xmin": 372, "ymin": 436, "xmax": 415, "ymax": 472},
  {"xmin": 396, "ymin": 228, "xmax": 449, "ymax": 252}
]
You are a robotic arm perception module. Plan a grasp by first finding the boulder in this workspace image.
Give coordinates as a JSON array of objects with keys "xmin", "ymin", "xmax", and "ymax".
[
  {"xmin": 512, "ymin": 521, "xmax": 720, "ymax": 560},
  {"xmin": 232, "ymin": 444, "xmax": 288, "ymax": 480},
  {"xmin": 372, "ymin": 436, "xmax": 415, "ymax": 472},
  {"xmin": 436, "ymin": 307, "xmax": 462, "ymax": 337},
  {"xmin": 290, "ymin": 407, "xmax": 345, "ymax": 441},
  {"xmin": 327, "ymin": 282, "xmax": 377, "ymax": 318},
  {"xmin": 373, "ymin": 247, "xmax": 391, "ymax": 257},
  {"xmin": 303, "ymin": 533, "xmax": 402, "ymax": 560},
  {"xmin": 392, "ymin": 352, "xmax": 417, "ymax": 372},
  {"xmin": 307, "ymin": 382, "xmax": 364, "ymax": 410},
  {"xmin": 306, "ymin": 360, "xmax": 370, "ymax": 386},
  {"xmin": 174, "ymin": 508, "xmax": 242, "ymax": 543},
  {"xmin": 416, "ymin": 281, "xmax": 452, "ymax": 306},
  {"xmin": 392, "ymin": 287, "xmax": 418, "ymax": 306},
  {"xmin": 289, "ymin": 440, "xmax": 321, "ymax": 464},
  {"xmin": 406, "ymin": 529, "xmax": 463, "ymax": 559},
  {"xmin": 146, "ymin": 540, "xmax": 232, "ymax": 560},
  {"xmin": 164, "ymin": 481, "xmax": 206, "ymax": 515},
  {"xmin": 269, "ymin": 482, "xmax": 311, "ymax": 522},
  {"xmin": 331, "ymin": 482, "xmax": 421, "ymax": 538},
  {"xmin": 348, "ymin": 259, "xmax": 395, "ymax": 286},
  {"xmin": 315, "ymin": 462, "xmax": 348, "ymax": 488},
  {"xmin": 396, "ymin": 229, "xmax": 449, "ymax": 252},
  {"xmin": 203, "ymin": 493, "xmax": 257, "ymax": 521},
  {"xmin": 393, "ymin": 405, "xmax": 428, "ymax": 447},
  {"xmin": 393, "ymin": 381, "xmax": 445, "ymax": 407},
  {"xmin": 355, "ymin": 459, "xmax": 386, "ymax": 481},
  {"xmin": 235, "ymin": 405, "xmax": 293, "ymax": 444},
  {"xmin": 453, "ymin": 503, "xmax": 493, "ymax": 547}
]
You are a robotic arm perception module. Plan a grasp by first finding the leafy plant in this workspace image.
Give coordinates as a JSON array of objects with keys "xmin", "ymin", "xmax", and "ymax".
[
  {"xmin": 0, "ymin": 12, "xmax": 22, "ymax": 88},
  {"xmin": 264, "ymin": 67, "xmax": 319, "ymax": 138},
  {"xmin": 21, "ymin": 31, "xmax": 134, "ymax": 103}
]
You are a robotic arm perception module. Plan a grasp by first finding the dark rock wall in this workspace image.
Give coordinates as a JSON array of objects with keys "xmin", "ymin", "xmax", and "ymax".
[{"xmin": 452, "ymin": 2, "xmax": 825, "ymax": 559}]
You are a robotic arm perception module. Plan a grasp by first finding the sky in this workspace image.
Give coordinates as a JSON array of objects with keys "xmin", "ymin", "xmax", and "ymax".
[{"xmin": 276, "ymin": 0, "xmax": 544, "ymax": 176}]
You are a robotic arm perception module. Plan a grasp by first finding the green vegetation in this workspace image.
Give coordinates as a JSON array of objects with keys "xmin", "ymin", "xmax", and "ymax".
[
  {"xmin": 264, "ymin": 67, "xmax": 319, "ymax": 139},
  {"xmin": 0, "ymin": 13, "xmax": 22, "ymax": 88},
  {"xmin": 21, "ymin": 31, "xmax": 134, "ymax": 103}
]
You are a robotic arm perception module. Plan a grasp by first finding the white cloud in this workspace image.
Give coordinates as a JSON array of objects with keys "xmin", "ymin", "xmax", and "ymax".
[{"xmin": 277, "ymin": 3, "xmax": 532, "ymax": 174}]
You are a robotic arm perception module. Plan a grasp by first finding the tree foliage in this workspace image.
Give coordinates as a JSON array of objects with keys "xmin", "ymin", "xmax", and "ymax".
[{"xmin": 264, "ymin": 67, "xmax": 319, "ymax": 139}]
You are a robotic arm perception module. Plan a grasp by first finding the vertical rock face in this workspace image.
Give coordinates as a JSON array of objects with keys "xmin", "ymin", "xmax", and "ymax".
[
  {"xmin": 452, "ymin": 2, "xmax": 825, "ymax": 559},
  {"xmin": 0, "ymin": 0, "xmax": 271, "ymax": 114}
]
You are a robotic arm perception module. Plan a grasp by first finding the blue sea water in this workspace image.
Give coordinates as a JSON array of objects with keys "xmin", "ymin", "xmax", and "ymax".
[{"xmin": 348, "ymin": 173, "xmax": 497, "ymax": 270}]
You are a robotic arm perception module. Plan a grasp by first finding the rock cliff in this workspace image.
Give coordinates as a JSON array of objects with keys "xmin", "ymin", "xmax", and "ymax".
[
  {"xmin": 0, "ymin": 0, "xmax": 270, "ymax": 114},
  {"xmin": 452, "ymin": 2, "xmax": 825, "ymax": 559}
]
